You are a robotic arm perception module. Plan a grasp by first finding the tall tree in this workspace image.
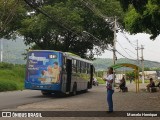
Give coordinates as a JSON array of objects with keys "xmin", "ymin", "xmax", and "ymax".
[
  {"xmin": 0, "ymin": 0, "xmax": 27, "ymax": 39},
  {"xmin": 1, "ymin": 0, "xmax": 124, "ymax": 59},
  {"xmin": 118, "ymin": 0, "xmax": 160, "ymax": 39}
]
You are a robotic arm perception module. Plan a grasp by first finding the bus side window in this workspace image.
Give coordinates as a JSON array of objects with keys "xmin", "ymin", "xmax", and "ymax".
[
  {"xmin": 87, "ymin": 64, "xmax": 90, "ymax": 74},
  {"xmin": 79, "ymin": 61, "xmax": 82, "ymax": 73},
  {"xmin": 72, "ymin": 59, "xmax": 77, "ymax": 73},
  {"xmin": 86, "ymin": 63, "xmax": 88, "ymax": 74},
  {"xmin": 84, "ymin": 63, "xmax": 87, "ymax": 74},
  {"xmin": 81, "ymin": 62, "xmax": 86, "ymax": 73},
  {"xmin": 80, "ymin": 62, "xmax": 82, "ymax": 73},
  {"xmin": 76, "ymin": 60, "xmax": 80, "ymax": 73}
]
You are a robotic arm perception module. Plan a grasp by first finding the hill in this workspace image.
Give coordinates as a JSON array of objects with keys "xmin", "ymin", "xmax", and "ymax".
[
  {"xmin": 0, "ymin": 38, "xmax": 29, "ymax": 64},
  {"xmin": 93, "ymin": 58, "xmax": 160, "ymax": 71},
  {"xmin": 1, "ymin": 38, "xmax": 160, "ymax": 70}
]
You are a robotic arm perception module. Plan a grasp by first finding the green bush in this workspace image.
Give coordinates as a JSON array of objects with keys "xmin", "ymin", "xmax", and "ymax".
[
  {"xmin": 137, "ymin": 79, "xmax": 150, "ymax": 83},
  {"xmin": 95, "ymin": 71, "xmax": 105, "ymax": 78},
  {"xmin": 0, "ymin": 62, "xmax": 25, "ymax": 92},
  {"xmin": 0, "ymin": 80, "xmax": 19, "ymax": 92},
  {"xmin": 0, "ymin": 62, "xmax": 14, "ymax": 69},
  {"xmin": 126, "ymin": 79, "xmax": 150, "ymax": 84}
]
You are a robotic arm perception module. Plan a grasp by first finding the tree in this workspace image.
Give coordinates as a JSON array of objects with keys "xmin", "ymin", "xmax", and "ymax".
[
  {"xmin": 0, "ymin": 0, "xmax": 26, "ymax": 39},
  {"xmin": 126, "ymin": 71, "xmax": 135, "ymax": 79},
  {"xmin": 1, "ymin": 0, "xmax": 124, "ymax": 59},
  {"xmin": 118, "ymin": 0, "xmax": 160, "ymax": 39},
  {"xmin": 144, "ymin": 67, "xmax": 151, "ymax": 71}
]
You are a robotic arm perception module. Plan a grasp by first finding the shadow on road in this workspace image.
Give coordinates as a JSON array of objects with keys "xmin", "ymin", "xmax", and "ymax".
[{"xmin": 26, "ymin": 90, "xmax": 91, "ymax": 99}]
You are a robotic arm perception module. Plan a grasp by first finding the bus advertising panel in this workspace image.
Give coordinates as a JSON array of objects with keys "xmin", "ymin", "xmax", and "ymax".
[{"xmin": 25, "ymin": 51, "xmax": 62, "ymax": 90}]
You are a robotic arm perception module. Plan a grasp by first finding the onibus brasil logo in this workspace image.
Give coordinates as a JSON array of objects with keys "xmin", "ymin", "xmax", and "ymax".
[{"xmin": 2, "ymin": 112, "xmax": 42, "ymax": 117}]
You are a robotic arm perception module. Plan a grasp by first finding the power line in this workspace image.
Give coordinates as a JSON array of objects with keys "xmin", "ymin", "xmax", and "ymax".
[
  {"xmin": 117, "ymin": 41, "xmax": 135, "ymax": 58},
  {"xmin": 24, "ymin": 0, "xmax": 118, "ymax": 59},
  {"xmin": 115, "ymin": 50, "xmax": 131, "ymax": 59},
  {"xmin": 80, "ymin": 0, "xmax": 116, "ymax": 25},
  {"xmin": 83, "ymin": 31, "xmax": 113, "ymax": 52},
  {"xmin": 80, "ymin": 0, "xmax": 142, "ymax": 63},
  {"xmin": 24, "ymin": 0, "xmax": 82, "ymax": 37},
  {"xmin": 125, "ymin": 48, "xmax": 136, "ymax": 55},
  {"xmin": 24, "ymin": 0, "xmax": 108, "ymax": 47},
  {"xmin": 119, "ymin": 31, "xmax": 136, "ymax": 48},
  {"xmin": 80, "ymin": 0, "xmax": 108, "ymax": 20},
  {"xmin": 115, "ymin": 47, "xmax": 137, "ymax": 60},
  {"xmin": 80, "ymin": 0, "xmax": 118, "ymax": 64}
]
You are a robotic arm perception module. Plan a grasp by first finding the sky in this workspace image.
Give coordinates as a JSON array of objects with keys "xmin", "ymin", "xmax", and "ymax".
[{"xmin": 98, "ymin": 32, "xmax": 160, "ymax": 62}]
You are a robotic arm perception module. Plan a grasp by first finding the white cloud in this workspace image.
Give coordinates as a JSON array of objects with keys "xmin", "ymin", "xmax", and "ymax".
[{"xmin": 98, "ymin": 33, "xmax": 160, "ymax": 62}]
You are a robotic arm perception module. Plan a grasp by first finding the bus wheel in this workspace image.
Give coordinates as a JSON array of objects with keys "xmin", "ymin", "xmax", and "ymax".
[
  {"xmin": 87, "ymin": 82, "xmax": 90, "ymax": 89},
  {"xmin": 41, "ymin": 90, "xmax": 52, "ymax": 96},
  {"xmin": 83, "ymin": 88, "xmax": 88, "ymax": 93},
  {"xmin": 72, "ymin": 83, "xmax": 77, "ymax": 96}
]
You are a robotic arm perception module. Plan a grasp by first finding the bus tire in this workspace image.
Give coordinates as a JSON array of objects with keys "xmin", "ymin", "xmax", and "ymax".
[
  {"xmin": 41, "ymin": 90, "xmax": 52, "ymax": 96},
  {"xmin": 83, "ymin": 88, "xmax": 88, "ymax": 93},
  {"xmin": 72, "ymin": 82, "xmax": 77, "ymax": 96},
  {"xmin": 87, "ymin": 82, "xmax": 90, "ymax": 89}
]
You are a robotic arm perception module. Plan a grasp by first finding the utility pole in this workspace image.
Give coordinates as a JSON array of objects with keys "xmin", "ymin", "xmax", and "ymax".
[
  {"xmin": 141, "ymin": 45, "xmax": 145, "ymax": 84},
  {"xmin": 0, "ymin": 39, "xmax": 3, "ymax": 62},
  {"xmin": 135, "ymin": 40, "xmax": 140, "ymax": 65},
  {"xmin": 105, "ymin": 16, "xmax": 117, "ymax": 65},
  {"xmin": 113, "ymin": 16, "xmax": 117, "ymax": 65},
  {"xmin": 135, "ymin": 40, "xmax": 140, "ymax": 92}
]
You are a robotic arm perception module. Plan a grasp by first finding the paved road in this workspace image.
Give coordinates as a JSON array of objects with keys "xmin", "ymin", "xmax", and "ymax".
[
  {"xmin": 1, "ymin": 84, "xmax": 160, "ymax": 120},
  {"xmin": 0, "ymin": 90, "xmax": 51, "ymax": 110},
  {"xmin": 0, "ymin": 83, "xmax": 154, "ymax": 110}
]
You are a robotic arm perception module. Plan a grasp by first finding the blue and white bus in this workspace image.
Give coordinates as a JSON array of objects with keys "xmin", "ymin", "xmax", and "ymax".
[{"xmin": 25, "ymin": 50, "xmax": 94, "ymax": 95}]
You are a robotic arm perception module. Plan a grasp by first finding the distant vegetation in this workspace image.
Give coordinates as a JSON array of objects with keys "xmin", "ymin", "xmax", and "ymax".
[
  {"xmin": 0, "ymin": 62, "xmax": 25, "ymax": 92},
  {"xmin": 1, "ymin": 38, "xmax": 29, "ymax": 64},
  {"xmin": 2, "ymin": 38, "xmax": 160, "ymax": 72},
  {"xmin": 93, "ymin": 58, "xmax": 160, "ymax": 71}
]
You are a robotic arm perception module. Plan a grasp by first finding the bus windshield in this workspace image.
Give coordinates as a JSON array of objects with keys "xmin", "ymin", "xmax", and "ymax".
[{"xmin": 26, "ymin": 51, "xmax": 62, "ymax": 85}]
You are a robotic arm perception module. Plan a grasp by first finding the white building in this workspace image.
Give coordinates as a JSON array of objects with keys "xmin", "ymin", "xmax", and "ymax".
[{"xmin": 139, "ymin": 71, "xmax": 157, "ymax": 80}]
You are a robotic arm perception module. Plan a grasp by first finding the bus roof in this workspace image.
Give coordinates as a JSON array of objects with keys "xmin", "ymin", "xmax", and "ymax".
[
  {"xmin": 28, "ymin": 50, "xmax": 63, "ymax": 53},
  {"xmin": 63, "ymin": 52, "xmax": 93, "ymax": 64},
  {"xmin": 28, "ymin": 50, "xmax": 93, "ymax": 64}
]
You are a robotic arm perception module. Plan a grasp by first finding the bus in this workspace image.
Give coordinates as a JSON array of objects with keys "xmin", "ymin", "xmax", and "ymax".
[{"xmin": 25, "ymin": 50, "xmax": 94, "ymax": 95}]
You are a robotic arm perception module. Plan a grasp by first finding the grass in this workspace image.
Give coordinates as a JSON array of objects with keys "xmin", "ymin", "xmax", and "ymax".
[
  {"xmin": 0, "ymin": 62, "xmax": 25, "ymax": 92},
  {"xmin": 126, "ymin": 79, "xmax": 150, "ymax": 84},
  {"xmin": 96, "ymin": 77, "xmax": 119, "ymax": 87},
  {"xmin": 96, "ymin": 77, "xmax": 105, "ymax": 84},
  {"xmin": 138, "ymin": 79, "xmax": 150, "ymax": 83}
]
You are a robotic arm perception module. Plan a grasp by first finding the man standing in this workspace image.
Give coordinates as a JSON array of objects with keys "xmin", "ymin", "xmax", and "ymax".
[{"xmin": 103, "ymin": 67, "xmax": 114, "ymax": 112}]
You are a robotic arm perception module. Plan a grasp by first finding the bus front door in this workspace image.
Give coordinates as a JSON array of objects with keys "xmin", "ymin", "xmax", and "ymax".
[
  {"xmin": 89, "ymin": 65, "xmax": 94, "ymax": 89},
  {"xmin": 66, "ymin": 59, "xmax": 72, "ymax": 93}
]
